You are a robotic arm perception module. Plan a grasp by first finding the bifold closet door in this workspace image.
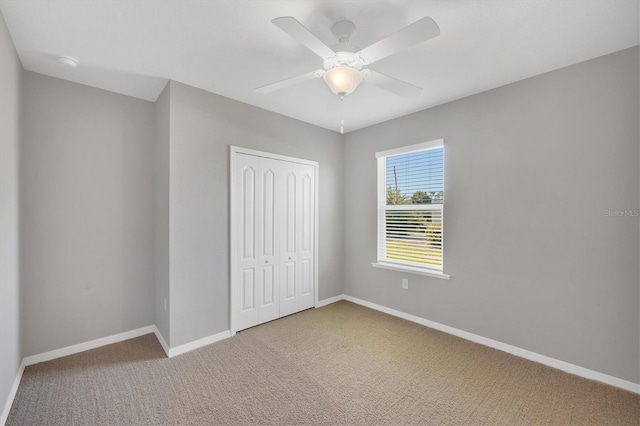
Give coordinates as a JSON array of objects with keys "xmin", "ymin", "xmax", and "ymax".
[
  {"xmin": 279, "ymin": 162, "xmax": 315, "ymax": 317},
  {"xmin": 233, "ymin": 152, "xmax": 315, "ymax": 332},
  {"xmin": 235, "ymin": 154, "xmax": 282, "ymax": 332}
]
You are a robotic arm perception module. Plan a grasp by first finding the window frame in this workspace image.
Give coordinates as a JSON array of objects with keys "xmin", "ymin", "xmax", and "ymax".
[{"xmin": 372, "ymin": 139, "xmax": 450, "ymax": 280}]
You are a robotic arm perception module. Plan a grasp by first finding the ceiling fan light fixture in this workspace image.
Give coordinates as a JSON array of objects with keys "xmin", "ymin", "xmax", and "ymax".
[{"xmin": 323, "ymin": 66, "xmax": 363, "ymax": 97}]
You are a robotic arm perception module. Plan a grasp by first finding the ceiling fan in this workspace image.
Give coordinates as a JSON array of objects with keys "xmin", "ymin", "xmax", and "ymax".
[{"xmin": 256, "ymin": 16, "xmax": 440, "ymax": 98}]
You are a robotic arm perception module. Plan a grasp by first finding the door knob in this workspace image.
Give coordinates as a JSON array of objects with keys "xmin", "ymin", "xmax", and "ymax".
[{"xmin": 264, "ymin": 260, "xmax": 268, "ymax": 264}]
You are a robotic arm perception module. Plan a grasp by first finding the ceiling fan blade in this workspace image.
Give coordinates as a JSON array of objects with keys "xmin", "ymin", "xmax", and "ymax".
[
  {"xmin": 363, "ymin": 70, "xmax": 422, "ymax": 97},
  {"xmin": 255, "ymin": 70, "xmax": 324, "ymax": 94},
  {"xmin": 272, "ymin": 16, "xmax": 336, "ymax": 58},
  {"xmin": 357, "ymin": 17, "xmax": 440, "ymax": 64}
]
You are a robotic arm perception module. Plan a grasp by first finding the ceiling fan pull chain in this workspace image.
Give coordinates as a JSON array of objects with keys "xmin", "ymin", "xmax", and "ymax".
[{"xmin": 339, "ymin": 96, "xmax": 345, "ymax": 134}]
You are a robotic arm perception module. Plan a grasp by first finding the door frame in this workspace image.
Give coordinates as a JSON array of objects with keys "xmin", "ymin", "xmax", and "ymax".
[{"xmin": 229, "ymin": 146, "xmax": 319, "ymax": 335}]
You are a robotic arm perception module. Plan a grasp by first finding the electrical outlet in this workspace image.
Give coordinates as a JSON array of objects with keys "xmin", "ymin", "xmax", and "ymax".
[{"xmin": 402, "ymin": 278, "xmax": 409, "ymax": 289}]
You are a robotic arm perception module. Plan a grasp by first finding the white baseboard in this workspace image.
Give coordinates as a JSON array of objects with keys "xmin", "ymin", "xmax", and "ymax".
[
  {"xmin": 316, "ymin": 294, "xmax": 345, "ymax": 308},
  {"xmin": 18, "ymin": 323, "xmax": 230, "ymax": 365},
  {"xmin": 167, "ymin": 330, "xmax": 231, "ymax": 358},
  {"xmin": 338, "ymin": 295, "xmax": 639, "ymax": 394},
  {"xmin": 153, "ymin": 327, "xmax": 170, "ymax": 357},
  {"xmin": 152, "ymin": 327, "xmax": 231, "ymax": 358},
  {"xmin": 23, "ymin": 325, "xmax": 156, "ymax": 367},
  {"xmin": 1, "ymin": 359, "xmax": 25, "ymax": 426}
]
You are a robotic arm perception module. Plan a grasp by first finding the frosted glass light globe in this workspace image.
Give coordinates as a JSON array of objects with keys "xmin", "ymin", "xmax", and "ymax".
[{"xmin": 323, "ymin": 66, "xmax": 363, "ymax": 97}]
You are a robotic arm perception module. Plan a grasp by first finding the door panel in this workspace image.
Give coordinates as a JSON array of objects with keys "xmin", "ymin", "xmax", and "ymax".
[
  {"xmin": 297, "ymin": 164, "xmax": 315, "ymax": 310},
  {"xmin": 300, "ymin": 259, "xmax": 311, "ymax": 296},
  {"xmin": 285, "ymin": 172, "xmax": 296, "ymax": 253},
  {"xmin": 235, "ymin": 155, "xmax": 260, "ymax": 331},
  {"xmin": 285, "ymin": 262, "xmax": 295, "ymax": 299},
  {"xmin": 257, "ymin": 160, "xmax": 280, "ymax": 323},
  {"xmin": 280, "ymin": 165, "xmax": 299, "ymax": 316},
  {"xmin": 302, "ymin": 174, "xmax": 312, "ymax": 251},
  {"xmin": 242, "ymin": 166, "xmax": 256, "ymax": 260},
  {"xmin": 241, "ymin": 269, "xmax": 255, "ymax": 310},
  {"xmin": 262, "ymin": 266, "xmax": 274, "ymax": 305},
  {"xmin": 258, "ymin": 263, "xmax": 278, "ymax": 323},
  {"xmin": 262, "ymin": 169, "xmax": 275, "ymax": 257}
]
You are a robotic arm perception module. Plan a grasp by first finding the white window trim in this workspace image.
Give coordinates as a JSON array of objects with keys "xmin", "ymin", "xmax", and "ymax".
[
  {"xmin": 375, "ymin": 139, "xmax": 444, "ymax": 159},
  {"xmin": 371, "ymin": 262, "xmax": 451, "ymax": 280},
  {"xmin": 373, "ymin": 139, "xmax": 450, "ymax": 279}
]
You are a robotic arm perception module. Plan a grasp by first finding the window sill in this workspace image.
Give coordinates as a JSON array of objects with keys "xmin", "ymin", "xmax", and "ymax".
[{"xmin": 371, "ymin": 262, "xmax": 451, "ymax": 280}]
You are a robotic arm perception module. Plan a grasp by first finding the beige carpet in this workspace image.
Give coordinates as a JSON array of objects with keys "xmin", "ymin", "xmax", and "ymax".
[{"xmin": 7, "ymin": 301, "xmax": 640, "ymax": 425}]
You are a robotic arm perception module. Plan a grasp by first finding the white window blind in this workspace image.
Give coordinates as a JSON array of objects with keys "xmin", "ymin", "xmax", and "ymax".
[{"xmin": 376, "ymin": 140, "xmax": 445, "ymax": 272}]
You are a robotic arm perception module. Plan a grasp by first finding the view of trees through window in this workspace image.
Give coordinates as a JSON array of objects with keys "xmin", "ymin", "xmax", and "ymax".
[{"xmin": 385, "ymin": 147, "xmax": 444, "ymax": 205}]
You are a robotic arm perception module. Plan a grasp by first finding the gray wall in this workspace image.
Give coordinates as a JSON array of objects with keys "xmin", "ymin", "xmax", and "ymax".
[
  {"xmin": 343, "ymin": 47, "xmax": 640, "ymax": 383},
  {"xmin": 20, "ymin": 72, "xmax": 156, "ymax": 356},
  {"xmin": 0, "ymin": 9, "xmax": 22, "ymax": 416},
  {"xmin": 154, "ymin": 83, "xmax": 170, "ymax": 344},
  {"xmin": 167, "ymin": 81, "xmax": 344, "ymax": 346}
]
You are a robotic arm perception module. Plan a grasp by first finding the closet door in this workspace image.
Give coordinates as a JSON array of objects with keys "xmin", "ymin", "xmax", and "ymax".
[
  {"xmin": 280, "ymin": 163, "xmax": 315, "ymax": 317},
  {"xmin": 296, "ymin": 163, "xmax": 315, "ymax": 311},
  {"xmin": 235, "ymin": 154, "xmax": 260, "ymax": 331},
  {"xmin": 235, "ymin": 155, "xmax": 281, "ymax": 331},
  {"xmin": 256, "ymin": 158, "xmax": 281, "ymax": 324},
  {"xmin": 232, "ymin": 148, "xmax": 316, "ymax": 332}
]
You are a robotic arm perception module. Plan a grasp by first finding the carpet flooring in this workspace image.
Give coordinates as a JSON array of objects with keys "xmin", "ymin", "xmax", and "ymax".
[{"xmin": 7, "ymin": 301, "xmax": 640, "ymax": 425}]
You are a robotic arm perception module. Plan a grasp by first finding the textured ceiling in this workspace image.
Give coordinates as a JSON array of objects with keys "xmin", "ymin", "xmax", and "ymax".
[{"xmin": 1, "ymin": 0, "xmax": 638, "ymax": 133}]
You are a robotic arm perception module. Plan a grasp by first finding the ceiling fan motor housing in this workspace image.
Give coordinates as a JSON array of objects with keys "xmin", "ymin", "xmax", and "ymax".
[
  {"xmin": 323, "ymin": 51, "xmax": 363, "ymax": 71},
  {"xmin": 326, "ymin": 20, "xmax": 362, "ymax": 70}
]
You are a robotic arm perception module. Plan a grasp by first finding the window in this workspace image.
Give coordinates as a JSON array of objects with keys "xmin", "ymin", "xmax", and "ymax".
[{"xmin": 373, "ymin": 140, "xmax": 449, "ymax": 279}]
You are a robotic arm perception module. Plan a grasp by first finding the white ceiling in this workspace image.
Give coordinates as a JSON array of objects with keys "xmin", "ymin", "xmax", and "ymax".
[{"xmin": 1, "ymin": 1, "xmax": 638, "ymax": 133}]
